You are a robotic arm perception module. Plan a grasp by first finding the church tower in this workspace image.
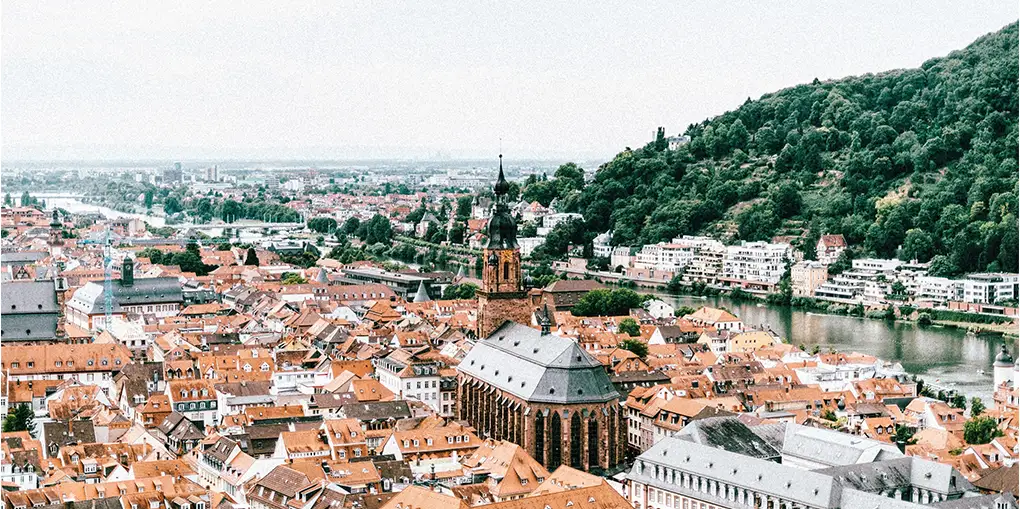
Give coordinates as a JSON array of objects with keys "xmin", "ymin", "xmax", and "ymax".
[
  {"xmin": 476, "ymin": 155, "xmax": 532, "ymax": 338},
  {"xmin": 48, "ymin": 209, "xmax": 64, "ymax": 259}
]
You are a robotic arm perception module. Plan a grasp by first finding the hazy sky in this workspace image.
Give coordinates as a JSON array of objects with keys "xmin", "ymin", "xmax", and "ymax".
[{"xmin": 2, "ymin": 2, "xmax": 1016, "ymax": 162}]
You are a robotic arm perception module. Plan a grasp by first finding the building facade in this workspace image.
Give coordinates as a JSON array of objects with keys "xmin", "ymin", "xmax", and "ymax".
[{"xmin": 456, "ymin": 322, "xmax": 625, "ymax": 473}]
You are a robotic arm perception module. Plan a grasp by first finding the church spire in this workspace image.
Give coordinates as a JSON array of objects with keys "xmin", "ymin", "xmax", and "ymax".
[
  {"xmin": 494, "ymin": 154, "xmax": 510, "ymax": 197},
  {"xmin": 486, "ymin": 155, "xmax": 518, "ymax": 249}
]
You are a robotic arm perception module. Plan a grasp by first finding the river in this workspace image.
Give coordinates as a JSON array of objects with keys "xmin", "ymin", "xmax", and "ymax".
[
  {"xmin": 21, "ymin": 194, "xmax": 167, "ymax": 227},
  {"xmin": 658, "ymin": 294, "xmax": 1011, "ymax": 401}
]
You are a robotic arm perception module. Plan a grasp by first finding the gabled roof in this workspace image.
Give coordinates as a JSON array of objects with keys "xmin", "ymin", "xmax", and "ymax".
[
  {"xmin": 819, "ymin": 234, "xmax": 847, "ymax": 248},
  {"xmin": 457, "ymin": 322, "xmax": 619, "ymax": 405}
]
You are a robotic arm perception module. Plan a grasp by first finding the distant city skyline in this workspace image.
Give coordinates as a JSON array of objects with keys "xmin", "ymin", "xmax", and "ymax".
[{"xmin": 2, "ymin": 2, "xmax": 1016, "ymax": 162}]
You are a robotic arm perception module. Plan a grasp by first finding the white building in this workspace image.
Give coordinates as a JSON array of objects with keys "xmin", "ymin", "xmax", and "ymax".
[
  {"xmin": 644, "ymin": 299, "xmax": 675, "ymax": 320},
  {"xmin": 518, "ymin": 237, "xmax": 545, "ymax": 258},
  {"xmin": 611, "ymin": 246, "xmax": 634, "ymax": 271},
  {"xmin": 686, "ymin": 242, "xmax": 726, "ymax": 284},
  {"xmin": 593, "ymin": 231, "xmax": 613, "ymax": 258},
  {"xmin": 105, "ymin": 318, "xmax": 150, "ymax": 360},
  {"xmin": 537, "ymin": 212, "xmax": 583, "ymax": 236},
  {"xmin": 852, "ymin": 258, "xmax": 902, "ymax": 272},
  {"xmin": 636, "ymin": 243, "xmax": 698, "ymax": 273},
  {"xmin": 722, "ymin": 241, "xmax": 792, "ymax": 288},
  {"xmin": 0, "ymin": 448, "xmax": 39, "ymax": 491},
  {"xmin": 916, "ymin": 276, "xmax": 961, "ymax": 303},
  {"xmin": 961, "ymin": 273, "xmax": 1019, "ymax": 304},
  {"xmin": 376, "ymin": 351, "xmax": 442, "ymax": 413}
]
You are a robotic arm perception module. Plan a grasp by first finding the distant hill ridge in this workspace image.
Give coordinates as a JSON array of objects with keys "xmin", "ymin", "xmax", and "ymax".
[{"xmin": 538, "ymin": 23, "xmax": 1018, "ymax": 276}]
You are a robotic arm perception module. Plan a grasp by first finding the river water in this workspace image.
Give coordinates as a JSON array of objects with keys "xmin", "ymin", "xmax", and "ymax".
[
  {"xmin": 658, "ymin": 294, "xmax": 1013, "ymax": 401},
  {"xmin": 23, "ymin": 194, "xmax": 167, "ymax": 227}
]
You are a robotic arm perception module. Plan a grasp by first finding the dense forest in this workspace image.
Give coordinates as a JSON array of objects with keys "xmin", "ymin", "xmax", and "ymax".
[{"xmin": 526, "ymin": 23, "xmax": 1018, "ymax": 276}]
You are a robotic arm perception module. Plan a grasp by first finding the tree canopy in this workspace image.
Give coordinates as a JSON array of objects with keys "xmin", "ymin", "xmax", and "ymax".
[
  {"xmin": 2, "ymin": 403, "xmax": 35, "ymax": 436},
  {"xmin": 565, "ymin": 24, "xmax": 1018, "ymax": 276},
  {"xmin": 571, "ymin": 288, "xmax": 649, "ymax": 317}
]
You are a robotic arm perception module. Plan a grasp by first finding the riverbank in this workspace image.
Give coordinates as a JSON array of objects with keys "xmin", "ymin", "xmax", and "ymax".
[
  {"xmin": 559, "ymin": 265, "xmax": 1017, "ymax": 335},
  {"xmin": 652, "ymin": 292, "xmax": 1004, "ymax": 401}
]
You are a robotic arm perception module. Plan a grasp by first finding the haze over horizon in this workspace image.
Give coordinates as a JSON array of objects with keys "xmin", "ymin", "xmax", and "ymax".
[{"xmin": 2, "ymin": 2, "xmax": 1016, "ymax": 163}]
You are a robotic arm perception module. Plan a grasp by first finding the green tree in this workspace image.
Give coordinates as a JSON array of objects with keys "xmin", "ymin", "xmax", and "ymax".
[
  {"xmin": 2, "ymin": 403, "xmax": 35, "ymax": 437},
  {"xmin": 619, "ymin": 338, "xmax": 648, "ymax": 358},
  {"xmin": 358, "ymin": 215, "xmax": 393, "ymax": 245},
  {"xmin": 307, "ymin": 217, "xmax": 338, "ymax": 234},
  {"xmin": 970, "ymin": 397, "xmax": 986, "ymax": 417},
  {"xmin": 828, "ymin": 250, "xmax": 853, "ymax": 276},
  {"xmin": 618, "ymin": 317, "xmax": 641, "ymax": 337},
  {"xmin": 281, "ymin": 272, "xmax": 308, "ymax": 285},
  {"xmin": 665, "ymin": 274, "xmax": 686, "ymax": 294},
  {"xmin": 170, "ymin": 250, "xmax": 212, "ymax": 276},
  {"xmin": 963, "ymin": 416, "xmax": 1003, "ymax": 445},
  {"xmin": 554, "ymin": 163, "xmax": 586, "ymax": 195},
  {"xmin": 674, "ymin": 305, "xmax": 696, "ymax": 317},
  {"xmin": 138, "ymin": 247, "xmax": 164, "ymax": 265},
  {"xmin": 894, "ymin": 425, "xmax": 917, "ymax": 446},
  {"xmin": 144, "ymin": 190, "xmax": 154, "ymax": 209},
  {"xmin": 244, "ymin": 248, "xmax": 259, "ymax": 266},
  {"xmin": 889, "ymin": 281, "xmax": 907, "ymax": 297},
  {"xmin": 455, "ymin": 196, "xmax": 473, "ymax": 220},
  {"xmin": 728, "ymin": 119, "xmax": 749, "ymax": 151},
  {"xmin": 951, "ymin": 394, "xmax": 967, "ymax": 410},
  {"xmin": 900, "ymin": 229, "xmax": 934, "ymax": 262},
  {"xmin": 927, "ymin": 255, "xmax": 960, "ymax": 277},
  {"xmin": 738, "ymin": 204, "xmax": 780, "ymax": 241},
  {"xmin": 916, "ymin": 312, "xmax": 933, "ymax": 326},
  {"xmin": 341, "ymin": 217, "xmax": 361, "ymax": 236},
  {"xmin": 442, "ymin": 283, "xmax": 479, "ymax": 300},
  {"xmin": 164, "ymin": 196, "xmax": 182, "ymax": 215},
  {"xmin": 572, "ymin": 289, "xmax": 647, "ymax": 317}
]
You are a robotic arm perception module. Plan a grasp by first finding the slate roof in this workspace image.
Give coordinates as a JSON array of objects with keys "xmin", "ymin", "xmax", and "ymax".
[
  {"xmin": 157, "ymin": 412, "xmax": 204, "ymax": 442},
  {"xmin": 1, "ymin": 280, "xmax": 60, "ymax": 341},
  {"xmin": 205, "ymin": 437, "xmax": 238, "ymax": 463},
  {"xmin": 71, "ymin": 277, "xmax": 184, "ymax": 314},
  {"xmin": 676, "ymin": 416, "xmax": 780, "ymax": 461},
  {"xmin": 253, "ymin": 465, "xmax": 314, "ymax": 497},
  {"xmin": 629, "ymin": 437, "xmax": 840, "ymax": 508},
  {"xmin": 311, "ymin": 392, "xmax": 358, "ymax": 409},
  {"xmin": 931, "ymin": 492, "xmax": 1017, "ymax": 509},
  {"xmin": 340, "ymin": 401, "xmax": 411, "ymax": 421},
  {"xmin": 214, "ymin": 381, "xmax": 273, "ymax": 397},
  {"xmin": 778, "ymin": 422, "xmax": 903, "ymax": 468},
  {"xmin": 457, "ymin": 322, "xmax": 619, "ymax": 405},
  {"xmin": 42, "ymin": 420, "xmax": 96, "ymax": 450},
  {"xmin": 1, "ymin": 251, "xmax": 48, "ymax": 265},
  {"xmin": 816, "ymin": 457, "xmax": 973, "ymax": 496}
]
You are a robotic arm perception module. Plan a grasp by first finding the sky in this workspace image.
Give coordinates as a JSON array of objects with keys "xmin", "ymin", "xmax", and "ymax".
[{"xmin": 2, "ymin": 2, "xmax": 1017, "ymax": 162}]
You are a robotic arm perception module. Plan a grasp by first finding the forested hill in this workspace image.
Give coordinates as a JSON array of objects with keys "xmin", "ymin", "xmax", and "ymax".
[{"xmin": 542, "ymin": 23, "xmax": 1018, "ymax": 276}]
